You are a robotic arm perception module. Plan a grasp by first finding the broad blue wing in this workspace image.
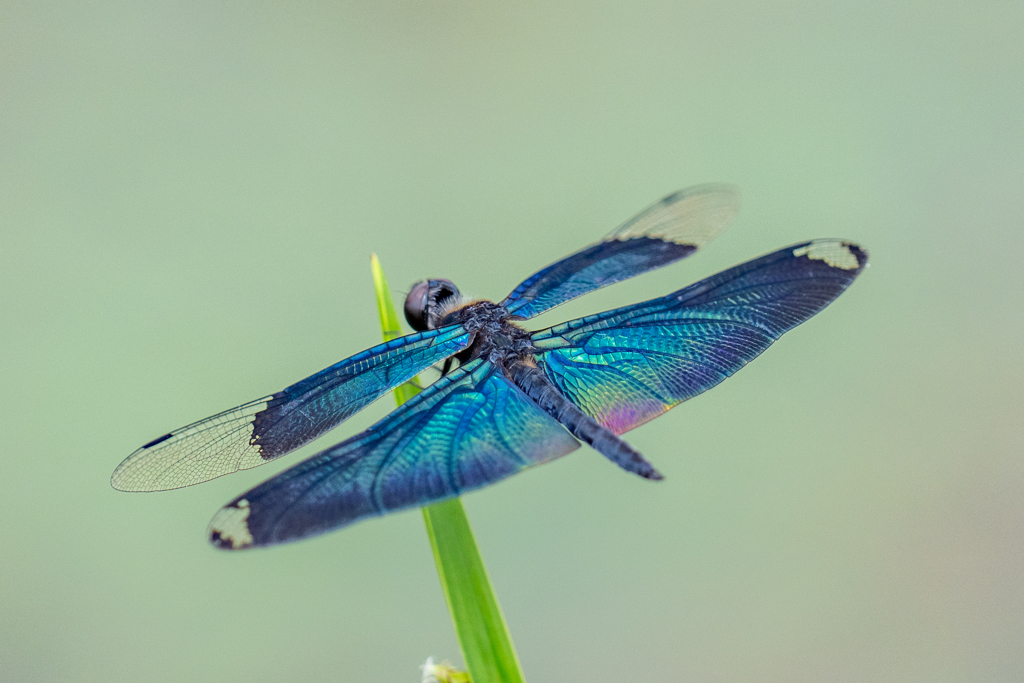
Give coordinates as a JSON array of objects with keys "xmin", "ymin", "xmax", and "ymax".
[
  {"xmin": 208, "ymin": 359, "xmax": 580, "ymax": 549},
  {"xmin": 529, "ymin": 240, "xmax": 868, "ymax": 434},
  {"xmin": 111, "ymin": 325, "xmax": 471, "ymax": 492},
  {"xmin": 500, "ymin": 185, "xmax": 738, "ymax": 319}
]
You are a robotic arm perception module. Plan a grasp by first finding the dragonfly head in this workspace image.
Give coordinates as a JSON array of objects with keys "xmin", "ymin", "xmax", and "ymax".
[{"xmin": 404, "ymin": 278, "xmax": 461, "ymax": 331}]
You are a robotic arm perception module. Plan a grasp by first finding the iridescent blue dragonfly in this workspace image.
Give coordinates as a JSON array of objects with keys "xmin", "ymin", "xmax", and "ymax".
[{"xmin": 111, "ymin": 185, "xmax": 867, "ymax": 550}]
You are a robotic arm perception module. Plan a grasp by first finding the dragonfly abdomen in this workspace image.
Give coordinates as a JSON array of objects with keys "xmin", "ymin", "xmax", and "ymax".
[{"xmin": 507, "ymin": 361, "xmax": 663, "ymax": 481}]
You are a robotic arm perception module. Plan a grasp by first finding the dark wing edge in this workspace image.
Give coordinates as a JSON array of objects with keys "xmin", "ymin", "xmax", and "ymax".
[
  {"xmin": 111, "ymin": 325, "xmax": 471, "ymax": 492},
  {"xmin": 529, "ymin": 239, "xmax": 868, "ymax": 435},
  {"xmin": 208, "ymin": 359, "xmax": 581, "ymax": 549},
  {"xmin": 500, "ymin": 184, "xmax": 739, "ymax": 319}
]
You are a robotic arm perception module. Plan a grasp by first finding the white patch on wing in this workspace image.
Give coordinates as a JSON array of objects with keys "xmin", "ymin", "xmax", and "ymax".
[
  {"xmin": 793, "ymin": 241, "xmax": 861, "ymax": 270},
  {"xmin": 209, "ymin": 499, "xmax": 254, "ymax": 549}
]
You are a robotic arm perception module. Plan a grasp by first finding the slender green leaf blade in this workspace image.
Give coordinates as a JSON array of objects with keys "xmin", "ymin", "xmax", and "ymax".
[
  {"xmin": 422, "ymin": 500, "xmax": 526, "ymax": 683},
  {"xmin": 371, "ymin": 253, "xmax": 422, "ymax": 404},
  {"xmin": 370, "ymin": 254, "xmax": 526, "ymax": 683}
]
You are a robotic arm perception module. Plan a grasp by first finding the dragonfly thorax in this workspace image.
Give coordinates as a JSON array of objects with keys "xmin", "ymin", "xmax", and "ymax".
[{"xmin": 442, "ymin": 300, "xmax": 534, "ymax": 366}]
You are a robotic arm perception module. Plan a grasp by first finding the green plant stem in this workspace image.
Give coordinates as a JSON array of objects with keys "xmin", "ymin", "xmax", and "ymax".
[{"xmin": 371, "ymin": 254, "xmax": 526, "ymax": 683}]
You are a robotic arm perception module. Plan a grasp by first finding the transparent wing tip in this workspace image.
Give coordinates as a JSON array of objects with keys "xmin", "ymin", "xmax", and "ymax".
[
  {"xmin": 110, "ymin": 446, "xmax": 198, "ymax": 492},
  {"xmin": 609, "ymin": 183, "xmax": 741, "ymax": 245}
]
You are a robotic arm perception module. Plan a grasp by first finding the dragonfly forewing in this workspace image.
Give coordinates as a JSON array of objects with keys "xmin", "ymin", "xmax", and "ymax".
[{"xmin": 111, "ymin": 325, "xmax": 471, "ymax": 491}]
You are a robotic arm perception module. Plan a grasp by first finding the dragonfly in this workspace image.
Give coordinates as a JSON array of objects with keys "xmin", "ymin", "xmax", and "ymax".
[{"xmin": 111, "ymin": 185, "xmax": 868, "ymax": 550}]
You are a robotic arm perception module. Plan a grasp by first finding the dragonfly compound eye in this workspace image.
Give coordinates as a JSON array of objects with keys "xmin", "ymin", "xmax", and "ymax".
[{"xmin": 404, "ymin": 281, "xmax": 430, "ymax": 331}]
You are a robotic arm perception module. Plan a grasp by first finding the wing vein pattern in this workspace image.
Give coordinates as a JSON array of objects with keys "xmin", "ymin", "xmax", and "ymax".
[
  {"xmin": 112, "ymin": 325, "xmax": 471, "ymax": 491},
  {"xmin": 530, "ymin": 240, "xmax": 868, "ymax": 435},
  {"xmin": 208, "ymin": 358, "xmax": 580, "ymax": 549},
  {"xmin": 501, "ymin": 184, "xmax": 738, "ymax": 319}
]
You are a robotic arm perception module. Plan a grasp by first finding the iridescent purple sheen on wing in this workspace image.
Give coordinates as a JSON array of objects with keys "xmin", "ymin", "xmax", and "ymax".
[
  {"xmin": 530, "ymin": 240, "xmax": 868, "ymax": 434},
  {"xmin": 599, "ymin": 398, "xmax": 668, "ymax": 435}
]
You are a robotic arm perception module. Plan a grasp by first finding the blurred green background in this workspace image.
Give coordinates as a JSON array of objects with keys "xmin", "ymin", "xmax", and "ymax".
[{"xmin": 2, "ymin": 2, "xmax": 1022, "ymax": 682}]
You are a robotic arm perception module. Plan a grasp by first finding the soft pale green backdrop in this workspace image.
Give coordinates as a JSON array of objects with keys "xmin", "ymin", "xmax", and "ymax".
[{"xmin": 2, "ymin": 3, "xmax": 1022, "ymax": 682}]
